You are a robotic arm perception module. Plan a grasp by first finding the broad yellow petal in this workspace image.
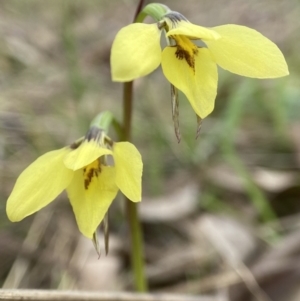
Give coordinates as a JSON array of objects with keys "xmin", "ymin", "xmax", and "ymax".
[
  {"xmin": 205, "ymin": 25, "xmax": 289, "ymax": 78},
  {"xmin": 7, "ymin": 148, "xmax": 73, "ymax": 222},
  {"xmin": 166, "ymin": 21, "xmax": 220, "ymax": 40},
  {"xmin": 67, "ymin": 166, "xmax": 118, "ymax": 239},
  {"xmin": 64, "ymin": 140, "xmax": 112, "ymax": 171},
  {"xmin": 111, "ymin": 23, "xmax": 162, "ymax": 81},
  {"xmin": 113, "ymin": 142, "xmax": 142, "ymax": 202},
  {"xmin": 161, "ymin": 47, "xmax": 218, "ymax": 118}
]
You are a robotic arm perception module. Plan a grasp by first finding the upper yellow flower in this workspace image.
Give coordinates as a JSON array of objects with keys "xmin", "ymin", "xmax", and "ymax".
[
  {"xmin": 6, "ymin": 127, "xmax": 143, "ymax": 239},
  {"xmin": 111, "ymin": 12, "xmax": 289, "ymax": 119}
]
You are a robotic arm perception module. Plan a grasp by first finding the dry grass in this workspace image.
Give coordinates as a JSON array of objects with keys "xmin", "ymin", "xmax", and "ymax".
[{"xmin": 1, "ymin": 1, "xmax": 300, "ymax": 301}]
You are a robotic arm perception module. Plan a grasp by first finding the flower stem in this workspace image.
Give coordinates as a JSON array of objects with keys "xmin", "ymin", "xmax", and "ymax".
[
  {"xmin": 123, "ymin": 82, "xmax": 133, "ymax": 141},
  {"xmin": 123, "ymin": 81, "xmax": 148, "ymax": 292}
]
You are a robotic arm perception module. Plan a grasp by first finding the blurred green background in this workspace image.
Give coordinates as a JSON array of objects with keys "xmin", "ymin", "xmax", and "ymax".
[{"xmin": 0, "ymin": 1, "xmax": 300, "ymax": 300}]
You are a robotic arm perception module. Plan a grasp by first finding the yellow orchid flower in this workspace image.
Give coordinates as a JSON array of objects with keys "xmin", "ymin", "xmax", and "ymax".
[
  {"xmin": 111, "ymin": 12, "xmax": 289, "ymax": 119},
  {"xmin": 6, "ymin": 127, "xmax": 143, "ymax": 239}
]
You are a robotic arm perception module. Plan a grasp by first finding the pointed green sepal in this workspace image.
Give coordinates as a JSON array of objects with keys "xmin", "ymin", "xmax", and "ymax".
[
  {"xmin": 90, "ymin": 111, "xmax": 114, "ymax": 134},
  {"xmin": 135, "ymin": 3, "xmax": 170, "ymax": 23}
]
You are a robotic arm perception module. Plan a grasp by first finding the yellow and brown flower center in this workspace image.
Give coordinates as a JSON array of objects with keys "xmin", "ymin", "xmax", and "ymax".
[
  {"xmin": 83, "ymin": 159, "xmax": 101, "ymax": 189},
  {"xmin": 172, "ymin": 35, "xmax": 198, "ymax": 71}
]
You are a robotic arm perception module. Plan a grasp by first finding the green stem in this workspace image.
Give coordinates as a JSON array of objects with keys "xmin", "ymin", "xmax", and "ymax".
[
  {"xmin": 123, "ymin": 82, "xmax": 133, "ymax": 141},
  {"xmin": 123, "ymin": 81, "xmax": 148, "ymax": 292}
]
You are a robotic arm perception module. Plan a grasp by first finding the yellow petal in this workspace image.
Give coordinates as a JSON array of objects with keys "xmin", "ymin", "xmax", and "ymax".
[
  {"xmin": 166, "ymin": 21, "xmax": 220, "ymax": 40},
  {"xmin": 64, "ymin": 140, "xmax": 112, "ymax": 171},
  {"xmin": 205, "ymin": 24, "xmax": 289, "ymax": 78},
  {"xmin": 7, "ymin": 148, "xmax": 73, "ymax": 222},
  {"xmin": 161, "ymin": 47, "xmax": 218, "ymax": 118},
  {"xmin": 67, "ymin": 166, "xmax": 118, "ymax": 239},
  {"xmin": 113, "ymin": 142, "xmax": 143, "ymax": 202},
  {"xmin": 111, "ymin": 23, "xmax": 162, "ymax": 81}
]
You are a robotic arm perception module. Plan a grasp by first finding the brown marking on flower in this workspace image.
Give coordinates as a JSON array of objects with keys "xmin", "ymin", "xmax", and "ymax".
[
  {"xmin": 164, "ymin": 12, "xmax": 188, "ymax": 26},
  {"xmin": 84, "ymin": 160, "xmax": 101, "ymax": 189},
  {"xmin": 69, "ymin": 138, "xmax": 84, "ymax": 150},
  {"xmin": 175, "ymin": 45, "xmax": 198, "ymax": 72}
]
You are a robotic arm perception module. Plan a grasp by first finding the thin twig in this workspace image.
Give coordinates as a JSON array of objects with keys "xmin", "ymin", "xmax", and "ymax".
[
  {"xmin": 133, "ymin": 0, "xmax": 145, "ymax": 22},
  {"xmin": 0, "ymin": 290, "xmax": 222, "ymax": 301}
]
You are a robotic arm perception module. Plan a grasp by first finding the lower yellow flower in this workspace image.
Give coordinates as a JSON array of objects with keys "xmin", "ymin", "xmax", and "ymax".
[
  {"xmin": 111, "ymin": 12, "xmax": 289, "ymax": 119},
  {"xmin": 6, "ymin": 127, "xmax": 143, "ymax": 239}
]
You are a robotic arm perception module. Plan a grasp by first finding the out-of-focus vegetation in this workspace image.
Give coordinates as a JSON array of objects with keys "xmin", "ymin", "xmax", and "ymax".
[{"xmin": 0, "ymin": 1, "xmax": 300, "ymax": 300}]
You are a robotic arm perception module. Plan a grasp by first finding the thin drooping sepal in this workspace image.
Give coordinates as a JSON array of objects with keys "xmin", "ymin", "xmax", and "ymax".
[
  {"xmin": 92, "ymin": 231, "xmax": 101, "ymax": 258},
  {"xmin": 92, "ymin": 212, "xmax": 109, "ymax": 257},
  {"xmin": 103, "ymin": 212, "xmax": 109, "ymax": 255},
  {"xmin": 196, "ymin": 115, "xmax": 203, "ymax": 139},
  {"xmin": 171, "ymin": 84, "xmax": 181, "ymax": 143}
]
